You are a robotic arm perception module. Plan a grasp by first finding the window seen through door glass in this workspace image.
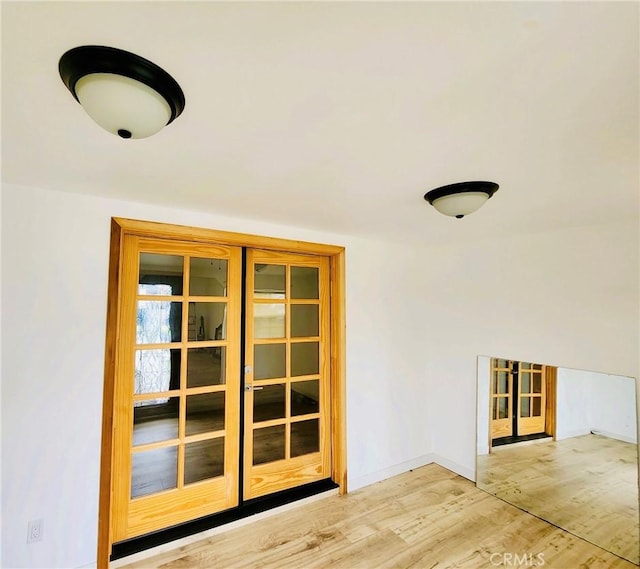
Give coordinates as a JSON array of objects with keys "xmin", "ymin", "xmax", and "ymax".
[
  {"xmin": 136, "ymin": 301, "xmax": 182, "ymax": 344},
  {"xmin": 138, "ymin": 254, "xmax": 184, "ymax": 295}
]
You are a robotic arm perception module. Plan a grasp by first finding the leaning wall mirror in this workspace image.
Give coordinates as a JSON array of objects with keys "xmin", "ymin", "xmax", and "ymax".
[{"xmin": 476, "ymin": 355, "xmax": 639, "ymax": 565}]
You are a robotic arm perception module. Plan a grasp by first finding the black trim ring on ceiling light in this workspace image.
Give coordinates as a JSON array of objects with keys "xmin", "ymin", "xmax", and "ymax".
[{"xmin": 424, "ymin": 181, "xmax": 499, "ymax": 205}]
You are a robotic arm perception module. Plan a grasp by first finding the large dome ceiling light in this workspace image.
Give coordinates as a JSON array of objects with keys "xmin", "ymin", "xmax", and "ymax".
[
  {"xmin": 59, "ymin": 45, "xmax": 185, "ymax": 139},
  {"xmin": 424, "ymin": 181, "xmax": 499, "ymax": 219}
]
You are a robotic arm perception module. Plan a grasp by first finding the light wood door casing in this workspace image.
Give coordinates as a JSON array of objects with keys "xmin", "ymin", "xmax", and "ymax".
[
  {"xmin": 243, "ymin": 250, "xmax": 331, "ymax": 499},
  {"xmin": 111, "ymin": 236, "xmax": 242, "ymax": 541}
]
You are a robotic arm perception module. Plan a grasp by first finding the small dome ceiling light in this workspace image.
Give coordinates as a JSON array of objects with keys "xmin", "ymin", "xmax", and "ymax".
[
  {"xmin": 424, "ymin": 181, "xmax": 499, "ymax": 219},
  {"xmin": 59, "ymin": 45, "xmax": 185, "ymax": 139}
]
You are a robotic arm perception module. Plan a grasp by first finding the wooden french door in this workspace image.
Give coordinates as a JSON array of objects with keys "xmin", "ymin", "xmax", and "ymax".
[
  {"xmin": 489, "ymin": 359, "xmax": 547, "ymax": 442},
  {"xmin": 109, "ymin": 231, "xmax": 335, "ymax": 544},
  {"xmin": 243, "ymin": 250, "xmax": 331, "ymax": 499},
  {"xmin": 111, "ymin": 236, "xmax": 242, "ymax": 541},
  {"xmin": 490, "ymin": 359, "xmax": 513, "ymax": 439},
  {"xmin": 517, "ymin": 362, "xmax": 546, "ymax": 436}
]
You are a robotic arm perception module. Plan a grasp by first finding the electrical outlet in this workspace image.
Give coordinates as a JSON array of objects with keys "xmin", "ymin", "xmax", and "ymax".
[{"xmin": 27, "ymin": 519, "xmax": 43, "ymax": 544}]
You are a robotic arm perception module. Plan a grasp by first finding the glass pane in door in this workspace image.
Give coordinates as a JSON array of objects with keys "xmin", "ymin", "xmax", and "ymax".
[
  {"xmin": 254, "ymin": 265, "xmax": 286, "ymax": 299},
  {"xmin": 253, "ymin": 425, "xmax": 285, "ymax": 465},
  {"xmin": 496, "ymin": 371, "xmax": 508, "ymax": 394},
  {"xmin": 254, "ymin": 344, "xmax": 286, "ymax": 379},
  {"xmin": 291, "ymin": 267, "xmax": 319, "ymax": 299},
  {"xmin": 521, "ymin": 397, "xmax": 531, "ymax": 418},
  {"xmin": 291, "ymin": 342, "xmax": 319, "ymax": 376},
  {"xmin": 186, "ymin": 392, "xmax": 225, "ymax": 435},
  {"xmin": 291, "ymin": 419, "xmax": 319, "ymax": 457},
  {"xmin": 188, "ymin": 302, "xmax": 226, "ymax": 342},
  {"xmin": 291, "ymin": 305, "xmax": 319, "ymax": 337},
  {"xmin": 254, "ymin": 304, "xmax": 286, "ymax": 339},
  {"xmin": 186, "ymin": 347, "xmax": 225, "ymax": 387},
  {"xmin": 189, "ymin": 258, "xmax": 227, "ymax": 295},
  {"xmin": 137, "ymin": 301, "xmax": 182, "ymax": 344},
  {"xmin": 134, "ymin": 348, "xmax": 180, "ymax": 396},
  {"xmin": 291, "ymin": 380, "xmax": 319, "ymax": 416},
  {"xmin": 133, "ymin": 397, "xmax": 179, "ymax": 445},
  {"xmin": 184, "ymin": 438, "xmax": 225, "ymax": 485},
  {"xmin": 139, "ymin": 253, "xmax": 184, "ymax": 295},
  {"xmin": 131, "ymin": 446, "xmax": 178, "ymax": 498},
  {"xmin": 253, "ymin": 384, "xmax": 286, "ymax": 422}
]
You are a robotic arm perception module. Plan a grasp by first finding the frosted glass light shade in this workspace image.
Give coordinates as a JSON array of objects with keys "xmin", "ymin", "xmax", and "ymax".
[
  {"xmin": 430, "ymin": 191, "xmax": 489, "ymax": 218},
  {"xmin": 424, "ymin": 181, "xmax": 499, "ymax": 219},
  {"xmin": 75, "ymin": 73, "xmax": 172, "ymax": 139}
]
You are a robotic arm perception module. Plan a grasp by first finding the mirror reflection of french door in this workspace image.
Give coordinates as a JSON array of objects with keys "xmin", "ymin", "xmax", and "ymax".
[
  {"xmin": 110, "ymin": 236, "xmax": 332, "ymax": 542},
  {"xmin": 489, "ymin": 359, "xmax": 547, "ymax": 442}
]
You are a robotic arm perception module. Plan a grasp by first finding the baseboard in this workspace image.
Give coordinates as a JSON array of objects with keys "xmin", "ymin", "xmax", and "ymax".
[
  {"xmin": 590, "ymin": 429, "xmax": 638, "ymax": 445},
  {"xmin": 348, "ymin": 453, "xmax": 437, "ymax": 491},
  {"xmin": 431, "ymin": 454, "xmax": 475, "ymax": 482}
]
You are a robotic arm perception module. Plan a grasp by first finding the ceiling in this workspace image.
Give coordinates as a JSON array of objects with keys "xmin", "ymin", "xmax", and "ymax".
[{"xmin": 2, "ymin": 1, "xmax": 638, "ymax": 245}]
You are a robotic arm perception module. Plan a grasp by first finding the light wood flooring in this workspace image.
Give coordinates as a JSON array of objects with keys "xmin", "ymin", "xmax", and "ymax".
[
  {"xmin": 477, "ymin": 434, "xmax": 639, "ymax": 564},
  {"xmin": 117, "ymin": 463, "xmax": 638, "ymax": 569}
]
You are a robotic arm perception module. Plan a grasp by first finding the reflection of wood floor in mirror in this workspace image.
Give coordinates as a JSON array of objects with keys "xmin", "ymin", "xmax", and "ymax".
[
  {"xmin": 116, "ymin": 464, "xmax": 638, "ymax": 569},
  {"xmin": 477, "ymin": 434, "xmax": 639, "ymax": 565}
]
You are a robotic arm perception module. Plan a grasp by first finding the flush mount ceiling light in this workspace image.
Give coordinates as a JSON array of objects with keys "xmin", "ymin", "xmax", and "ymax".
[
  {"xmin": 59, "ymin": 45, "xmax": 185, "ymax": 139},
  {"xmin": 424, "ymin": 181, "xmax": 499, "ymax": 219}
]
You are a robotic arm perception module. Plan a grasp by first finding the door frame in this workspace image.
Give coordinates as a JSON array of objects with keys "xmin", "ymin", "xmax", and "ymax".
[{"xmin": 97, "ymin": 217, "xmax": 347, "ymax": 569}]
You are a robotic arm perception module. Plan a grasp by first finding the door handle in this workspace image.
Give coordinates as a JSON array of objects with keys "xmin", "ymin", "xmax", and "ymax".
[{"xmin": 244, "ymin": 384, "xmax": 263, "ymax": 392}]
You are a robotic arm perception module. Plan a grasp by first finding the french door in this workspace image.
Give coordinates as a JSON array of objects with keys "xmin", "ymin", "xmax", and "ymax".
[
  {"xmin": 109, "ymin": 234, "xmax": 333, "ymax": 543},
  {"xmin": 489, "ymin": 359, "xmax": 547, "ymax": 442},
  {"xmin": 244, "ymin": 250, "xmax": 331, "ymax": 499},
  {"xmin": 112, "ymin": 236, "xmax": 243, "ymax": 540}
]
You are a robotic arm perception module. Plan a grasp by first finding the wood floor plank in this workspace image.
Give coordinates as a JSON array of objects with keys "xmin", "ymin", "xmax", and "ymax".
[{"xmin": 118, "ymin": 463, "xmax": 638, "ymax": 569}]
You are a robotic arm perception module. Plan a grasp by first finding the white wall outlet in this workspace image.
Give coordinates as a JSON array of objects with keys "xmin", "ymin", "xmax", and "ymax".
[{"xmin": 27, "ymin": 519, "xmax": 43, "ymax": 543}]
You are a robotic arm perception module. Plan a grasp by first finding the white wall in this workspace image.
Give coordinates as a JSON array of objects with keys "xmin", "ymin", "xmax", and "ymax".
[
  {"xmin": 2, "ymin": 183, "xmax": 638, "ymax": 568},
  {"xmin": 556, "ymin": 368, "xmax": 638, "ymax": 443},
  {"xmin": 1, "ymin": 183, "xmax": 432, "ymax": 569},
  {"xmin": 424, "ymin": 221, "xmax": 639, "ymax": 479}
]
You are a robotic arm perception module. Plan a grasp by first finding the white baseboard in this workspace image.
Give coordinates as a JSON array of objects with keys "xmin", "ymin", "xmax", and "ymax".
[
  {"xmin": 349, "ymin": 453, "xmax": 476, "ymax": 492},
  {"xmin": 431, "ymin": 454, "xmax": 475, "ymax": 482},
  {"xmin": 590, "ymin": 429, "xmax": 638, "ymax": 444},
  {"xmin": 348, "ymin": 453, "xmax": 437, "ymax": 491}
]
